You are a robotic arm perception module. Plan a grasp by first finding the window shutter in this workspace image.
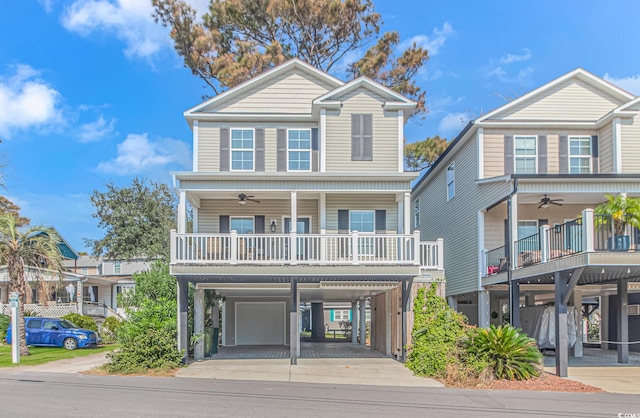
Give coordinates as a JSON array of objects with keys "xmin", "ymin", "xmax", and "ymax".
[
  {"xmin": 504, "ymin": 135, "xmax": 514, "ymax": 174},
  {"xmin": 362, "ymin": 114, "xmax": 373, "ymax": 161},
  {"xmin": 375, "ymin": 210, "xmax": 386, "ymax": 234},
  {"xmin": 330, "ymin": 310, "xmax": 335, "ymax": 321},
  {"xmin": 351, "ymin": 114, "xmax": 362, "ymax": 160},
  {"xmin": 591, "ymin": 135, "xmax": 599, "ymax": 174},
  {"xmin": 255, "ymin": 216, "xmax": 265, "ymax": 234},
  {"xmin": 338, "ymin": 210, "xmax": 349, "ymax": 234},
  {"xmin": 559, "ymin": 135, "xmax": 568, "ymax": 174},
  {"xmin": 220, "ymin": 128, "xmax": 230, "ymax": 172},
  {"xmin": 219, "ymin": 215, "xmax": 230, "ymax": 233},
  {"xmin": 311, "ymin": 128, "xmax": 319, "ymax": 172},
  {"xmin": 255, "ymin": 128, "xmax": 265, "ymax": 172},
  {"xmin": 538, "ymin": 135, "xmax": 547, "ymax": 174},
  {"xmin": 277, "ymin": 128, "xmax": 287, "ymax": 171}
]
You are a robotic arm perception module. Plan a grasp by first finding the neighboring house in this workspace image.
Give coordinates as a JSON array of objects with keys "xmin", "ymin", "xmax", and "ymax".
[
  {"xmin": 411, "ymin": 68, "xmax": 640, "ymax": 375},
  {"xmin": 170, "ymin": 59, "xmax": 444, "ymax": 363}
]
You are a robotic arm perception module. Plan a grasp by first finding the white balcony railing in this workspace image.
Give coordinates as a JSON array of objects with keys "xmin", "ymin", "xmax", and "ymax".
[{"xmin": 171, "ymin": 230, "xmax": 444, "ymax": 269}]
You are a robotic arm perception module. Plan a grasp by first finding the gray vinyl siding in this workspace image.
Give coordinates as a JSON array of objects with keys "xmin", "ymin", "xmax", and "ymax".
[
  {"xmin": 325, "ymin": 194, "xmax": 398, "ymax": 233},
  {"xmin": 325, "ymin": 89, "xmax": 398, "ymax": 172},
  {"xmin": 198, "ymin": 199, "xmax": 319, "ymax": 233},
  {"xmin": 484, "ymin": 128, "xmax": 598, "ymax": 177},
  {"xmin": 599, "ymin": 122, "xmax": 614, "ymax": 173},
  {"xmin": 621, "ymin": 113, "xmax": 640, "ymax": 173},
  {"xmin": 203, "ymin": 69, "xmax": 334, "ymax": 114},
  {"xmin": 412, "ymin": 137, "xmax": 512, "ymax": 296},
  {"xmin": 495, "ymin": 79, "xmax": 621, "ymax": 120},
  {"xmin": 197, "ymin": 122, "xmax": 317, "ymax": 173},
  {"xmin": 100, "ymin": 260, "xmax": 151, "ymax": 275},
  {"xmin": 224, "ymin": 297, "xmax": 290, "ymax": 346}
]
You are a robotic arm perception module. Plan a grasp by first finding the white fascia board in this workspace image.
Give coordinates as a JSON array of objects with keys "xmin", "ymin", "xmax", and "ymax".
[
  {"xmin": 171, "ymin": 171, "xmax": 419, "ymax": 182},
  {"xmin": 477, "ymin": 68, "xmax": 635, "ymax": 123},
  {"xmin": 185, "ymin": 113, "xmax": 314, "ymax": 123},
  {"xmin": 612, "ymin": 96, "xmax": 640, "ymax": 112},
  {"xmin": 314, "ymin": 77, "xmax": 415, "ymax": 106}
]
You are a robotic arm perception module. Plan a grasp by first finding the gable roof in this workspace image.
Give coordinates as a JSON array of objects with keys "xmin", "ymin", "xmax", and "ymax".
[
  {"xmin": 477, "ymin": 68, "xmax": 635, "ymax": 123},
  {"xmin": 27, "ymin": 228, "xmax": 79, "ymax": 260},
  {"xmin": 313, "ymin": 76, "xmax": 416, "ymax": 106},
  {"xmin": 183, "ymin": 58, "xmax": 344, "ymax": 119}
]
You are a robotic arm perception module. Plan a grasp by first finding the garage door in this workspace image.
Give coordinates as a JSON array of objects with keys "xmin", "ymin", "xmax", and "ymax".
[{"xmin": 235, "ymin": 302, "xmax": 286, "ymax": 345}]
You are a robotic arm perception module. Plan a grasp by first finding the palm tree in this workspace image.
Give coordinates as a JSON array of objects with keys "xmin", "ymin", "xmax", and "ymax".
[{"xmin": 0, "ymin": 214, "xmax": 64, "ymax": 356}]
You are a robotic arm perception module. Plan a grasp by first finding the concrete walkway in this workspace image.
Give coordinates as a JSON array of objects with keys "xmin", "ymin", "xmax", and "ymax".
[{"xmin": 176, "ymin": 357, "xmax": 443, "ymax": 387}]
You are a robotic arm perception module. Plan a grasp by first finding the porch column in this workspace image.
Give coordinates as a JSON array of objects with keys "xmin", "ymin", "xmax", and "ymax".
[
  {"xmin": 290, "ymin": 191, "xmax": 298, "ymax": 233},
  {"xmin": 320, "ymin": 192, "xmax": 326, "ymax": 261},
  {"xmin": 601, "ymin": 294, "xmax": 609, "ymax": 350},
  {"xmin": 177, "ymin": 278, "xmax": 189, "ymax": 362},
  {"xmin": 403, "ymin": 192, "xmax": 411, "ymax": 235},
  {"xmin": 525, "ymin": 294, "xmax": 536, "ymax": 306},
  {"xmin": 77, "ymin": 281, "xmax": 83, "ymax": 314},
  {"xmin": 192, "ymin": 206, "xmax": 199, "ymax": 233},
  {"xmin": 385, "ymin": 291, "xmax": 392, "ymax": 356},
  {"xmin": 194, "ymin": 288, "xmax": 204, "ymax": 360},
  {"xmin": 311, "ymin": 303, "xmax": 324, "ymax": 340},
  {"xmin": 478, "ymin": 290, "xmax": 490, "ymax": 328},
  {"xmin": 554, "ymin": 271, "xmax": 569, "ymax": 377},
  {"xmin": 401, "ymin": 278, "xmax": 413, "ymax": 361},
  {"xmin": 351, "ymin": 301, "xmax": 358, "ymax": 344},
  {"xmin": 509, "ymin": 193, "xmax": 518, "ymax": 268},
  {"xmin": 359, "ymin": 298, "xmax": 367, "ymax": 346},
  {"xmin": 509, "ymin": 280, "xmax": 521, "ymax": 328},
  {"xmin": 447, "ymin": 296, "xmax": 457, "ymax": 310},
  {"xmin": 297, "ymin": 286, "xmax": 301, "ymax": 357},
  {"xmin": 572, "ymin": 289, "xmax": 583, "ymax": 358},
  {"xmin": 290, "ymin": 278, "xmax": 298, "ymax": 365},
  {"xmin": 177, "ymin": 191, "xmax": 187, "ymax": 234},
  {"xmin": 617, "ymin": 279, "xmax": 629, "ymax": 364}
]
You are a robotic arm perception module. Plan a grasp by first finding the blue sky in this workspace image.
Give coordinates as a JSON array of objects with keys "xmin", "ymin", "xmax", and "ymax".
[{"xmin": 2, "ymin": 0, "xmax": 640, "ymax": 253}]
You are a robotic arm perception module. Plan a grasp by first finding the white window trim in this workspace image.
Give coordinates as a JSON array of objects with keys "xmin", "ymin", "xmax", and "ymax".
[
  {"xmin": 230, "ymin": 216, "xmax": 255, "ymax": 234},
  {"xmin": 230, "ymin": 128, "xmax": 255, "ymax": 172},
  {"xmin": 349, "ymin": 210, "xmax": 375, "ymax": 234},
  {"xmin": 114, "ymin": 261, "xmax": 121, "ymax": 274},
  {"xmin": 286, "ymin": 128, "xmax": 312, "ymax": 172},
  {"xmin": 414, "ymin": 199, "xmax": 420, "ymax": 227},
  {"xmin": 568, "ymin": 135, "xmax": 592, "ymax": 174},
  {"xmin": 334, "ymin": 310, "xmax": 350, "ymax": 321},
  {"xmin": 514, "ymin": 135, "xmax": 538, "ymax": 174},
  {"xmin": 446, "ymin": 163, "xmax": 455, "ymax": 201}
]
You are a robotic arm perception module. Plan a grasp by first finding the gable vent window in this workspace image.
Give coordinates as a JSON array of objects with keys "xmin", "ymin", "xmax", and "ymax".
[
  {"xmin": 569, "ymin": 136, "xmax": 591, "ymax": 174},
  {"xmin": 231, "ymin": 129, "xmax": 254, "ymax": 171},
  {"xmin": 514, "ymin": 136, "xmax": 537, "ymax": 174},
  {"xmin": 288, "ymin": 129, "xmax": 311, "ymax": 171},
  {"xmin": 446, "ymin": 163, "xmax": 455, "ymax": 201}
]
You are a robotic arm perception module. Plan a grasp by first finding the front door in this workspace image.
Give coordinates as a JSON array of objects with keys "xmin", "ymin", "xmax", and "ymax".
[{"xmin": 284, "ymin": 217, "xmax": 310, "ymax": 259}]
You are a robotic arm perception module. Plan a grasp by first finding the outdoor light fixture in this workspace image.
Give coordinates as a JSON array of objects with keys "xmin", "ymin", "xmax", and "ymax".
[
  {"xmin": 238, "ymin": 200, "xmax": 246, "ymax": 205},
  {"xmin": 270, "ymin": 219, "xmax": 277, "ymax": 232}
]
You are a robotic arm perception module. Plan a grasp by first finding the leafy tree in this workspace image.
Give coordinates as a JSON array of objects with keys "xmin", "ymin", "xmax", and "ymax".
[
  {"xmin": 86, "ymin": 178, "xmax": 176, "ymax": 260},
  {"xmin": 404, "ymin": 136, "xmax": 448, "ymax": 172},
  {"xmin": 152, "ymin": 0, "xmax": 428, "ymax": 116},
  {"xmin": 0, "ymin": 214, "xmax": 64, "ymax": 355},
  {"xmin": 0, "ymin": 196, "xmax": 29, "ymax": 227},
  {"xmin": 119, "ymin": 260, "xmax": 176, "ymax": 308}
]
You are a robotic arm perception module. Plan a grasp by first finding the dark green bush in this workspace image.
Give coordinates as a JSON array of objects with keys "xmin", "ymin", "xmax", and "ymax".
[
  {"xmin": 466, "ymin": 324, "xmax": 543, "ymax": 380},
  {"xmin": 61, "ymin": 313, "xmax": 98, "ymax": 332},
  {"xmin": 0, "ymin": 314, "xmax": 10, "ymax": 342}
]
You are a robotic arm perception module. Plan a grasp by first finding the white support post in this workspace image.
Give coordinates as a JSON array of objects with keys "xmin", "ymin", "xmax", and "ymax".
[
  {"xmin": 351, "ymin": 301, "xmax": 358, "ymax": 344},
  {"xmin": 178, "ymin": 191, "xmax": 187, "ymax": 234},
  {"xmin": 510, "ymin": 193, "xmax": 519, "ymax": 269},
  {"xmin": 397, "ymin": 110, "xmax": 404, "ymax": 173},
  {"xmin": 481, "ymin": 249, "xmax": 488, "ymax": 278},
  {"xmin": 436, "ymin": 238, "xmax": 444, "ymax": 270},
  {"xmin": 540, "ymin": 225, "xmax": 550, "ymax": 263},
  {"xmin": 397, "ymin": 196, "xmax": 403, "ymax": 233},
  {"xmin": 477, "ymin": 128, "xmax": 484, "ymax": 179},
  {"xmin": 613, "ymin": 117, "xmax": 622, "ymax": 173},
  {"xmin": 385, "ymin": 291, "xmax": 392, "ymax": 356},
  {"xmin": 230, "ymin": 230, "xmax": 238, "ymax": 264},
  {"xmin": 320, "ymin": 192, "xmax": 326, "ymax": 262},
  {"xmin": 352, "ymin": 230, "xmax": 359, "ymax": 265},
  {"xmin": 297, "ymin": 286, "xmax": 301, "ymax": 357},
  {"xmin": 413, "ymin": 230, "xmax": 421, "ymax": 265},
  {"xmin": 192, "ymin": 207, "xmax": 199, "ymax": 233},
  {"xmin": 478, "ymin": 290, "xmax": 490, "ymax": 328},
  {"xmin": 77, "ymin": 281, "xmax": 83, "ymax": 314},
  {"xmin": 403, "ymin": 192, "xmax": 411, "ymax": 235},
  {"xmin": 478, "ymin": 210, "xmax": 485, "ymax": 281},
  {"xmin": 194, "ymin": 288, "xmax": 204, "ymax": 360},
  {"xmin": 320, "ymin": 109, "xmax": 327, "ymax": 172},
  {"xmin": 170, "ymin": 229, "xmax": 177, "ymax": 263},
  {"xmin": 582, "ymin": 209, "xmax": 595, "ymax": 252},
  {"xmin": 290, "ymin": 191, "xmax": 298, "ymax": 233},
  {"xmin": 359, "ymin": 298, "xmax": 366, "ymax": 346},
  {"xmin": 192, "ymin": 120, "xmax": 199, "ymax": 172}
]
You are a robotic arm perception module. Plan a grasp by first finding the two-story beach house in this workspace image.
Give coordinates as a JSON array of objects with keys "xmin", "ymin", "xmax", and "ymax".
[
  {"xmin": 169, "ymin": 59, "xmax": 443, "ymax": 363},
  {"xmin": 412, "ymin": 68, "xmax": 640, "ymax": 375}
]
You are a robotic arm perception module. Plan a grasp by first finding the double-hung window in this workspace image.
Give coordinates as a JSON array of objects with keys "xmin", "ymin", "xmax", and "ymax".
[
  {"xmin": 514, "ymin": 136, "xmax": 537, "ymax": 174},
  {"xmin": 569, "ymin": 136, "xmax": 591, "ymax": 174},
  {"xmin": 446, "ymin": 164, "xmax": 455, "ymax": 201},
  {"xmin": 231, "ymin": 129, "xmax": 254, "ymax": 171},
  {"xmin": 350, "ymin": 211, "xmax": 374, "ymax": 255},
  {"xmin": 114, "ymin": 261, "xmax": 121, "ymax": 274},
  {"xmin": 230, "ymin": 217, "xmax": 254, "ymax": 234},
  {"xmin": 288, "ymin": 129, "xmax": 311, "ymax": 171}
]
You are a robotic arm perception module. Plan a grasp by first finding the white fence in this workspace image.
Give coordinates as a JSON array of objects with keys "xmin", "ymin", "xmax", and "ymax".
[
  {"xmin": 171, "ymin": 230, "xmax": 444, "ymax": 269},
  {"xmin": 0, "ymin": 303, "xmax": 78, "ymax": 318}
]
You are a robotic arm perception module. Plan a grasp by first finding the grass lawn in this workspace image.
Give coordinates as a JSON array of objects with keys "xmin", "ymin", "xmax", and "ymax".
[{"xmin": 0, "ymin": 344, "xmax": 117, "ymax": 367}]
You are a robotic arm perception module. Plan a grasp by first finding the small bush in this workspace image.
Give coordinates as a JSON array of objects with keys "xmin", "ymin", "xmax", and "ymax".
[
  {"xmin": 0, "ymin": 314, "xmax": 10, "ymax": 342},
  {"xmin": 101, "ymin": 316, "xmax": 123, "ymax": 342},
  {"xmin": 466, "ymin": 324, "xmax": 543, "ymax": 380},
  {"xmin": 61, "ymin": 313, "xmax": 98, "ymax": 332}
]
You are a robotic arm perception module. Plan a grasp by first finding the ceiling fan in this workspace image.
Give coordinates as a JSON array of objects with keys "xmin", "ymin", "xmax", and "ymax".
[
  {"xmin": 538, "ymin": 194, "xmax": 563, "ymax": 209},
  {"xmin": 238, "ymin": 193, "xmax": 260, "ymax": 205}
]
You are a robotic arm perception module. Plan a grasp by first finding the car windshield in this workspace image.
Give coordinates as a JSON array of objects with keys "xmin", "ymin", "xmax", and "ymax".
[{"xmin": 57, "ymin": 320, "xmax": 78, "ymax": 329}]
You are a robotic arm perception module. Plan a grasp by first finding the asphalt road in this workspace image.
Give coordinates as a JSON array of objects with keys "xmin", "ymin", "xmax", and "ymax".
[{"xmin": 0, "ymin": 371, "xmax": 636, "ymax": 417}]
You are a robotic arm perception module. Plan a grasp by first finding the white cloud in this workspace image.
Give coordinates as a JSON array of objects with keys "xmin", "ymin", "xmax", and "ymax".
[
  {"xmin": 485, "ymin": 49, "xmax": 534, "ymax": 84},
  {"xmin": 0, "ymin": 64, "xmax": 63, "ymax": 138},
  {"xmin": 428, "ymin": 95, "xmax": 465, "ymax": 116},
  {"xmin": 438, "ymin": 112, "xmax": 470, "ymax": 137},
  {"xmin": 499, "ymin": 48, "xmax": 531, "ymax": 65},
  {"xmin": 61, "ymin": 0, "xmax": 210, "ymax": 59},
  {"xmin": 400, "ymin": 22, "xmax": 455, "ymax": 57},
  {"xmin": 97, "ymin": 133, "xmax": 191, "ymax": 175},
  {"xmin": 77, "ymin": 115, "xmax": 117, "ymax": 143},
  {"xmin": 38, "ymin": 0, "xmax": 57, "ymax": 13},
  {"xmin": 603, "ymin": 73, "xmax": 640, "ymax": 96}
]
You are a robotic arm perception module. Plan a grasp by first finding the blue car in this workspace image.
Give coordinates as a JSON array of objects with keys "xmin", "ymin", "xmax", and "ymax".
[{"xmin": 6, "ymin": 317, "xmax": 100, "ymax": 350}]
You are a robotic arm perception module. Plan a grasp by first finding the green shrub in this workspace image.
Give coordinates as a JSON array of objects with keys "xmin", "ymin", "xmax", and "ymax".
[
  {"xmin": 61, "ymin": 313, "xmax": 98, "ymax": 332},
  {"xmin": 104, "ymin": 298, "xmax": 182, "ymax": 374},
  {"xmin": 466, "ymin": 324, "xmax": 543, "ymax": 380},
  {"xmin": 0, "ymin": 314, "xmax": 10, "ymax": 342},
  {"xmin": 101, "ymin": 316, "xmax": 123, "ymax": 342},
  {"xmin": 406, "ymin": 284, "xmax": 468, "ymax": 378}
]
